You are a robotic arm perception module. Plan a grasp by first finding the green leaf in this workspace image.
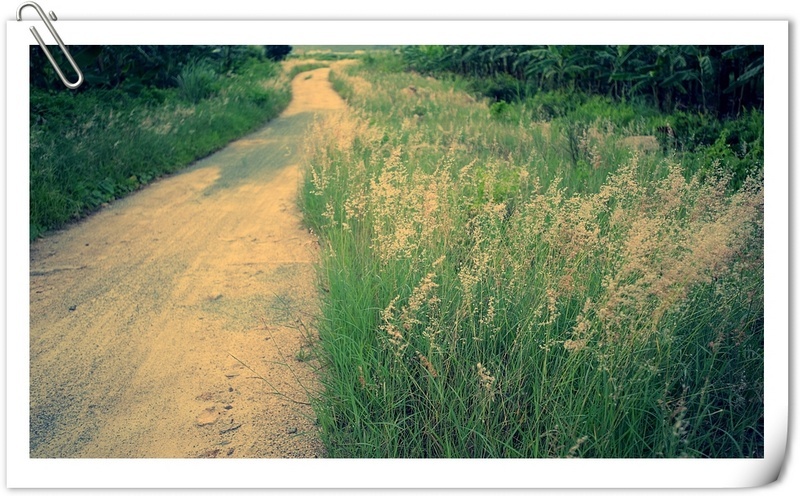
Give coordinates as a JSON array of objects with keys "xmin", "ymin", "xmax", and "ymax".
[
  {"xmin": 698, "ymin": 55, "xmax": 713, "ymax": 78},
  {"xmin": 660, "ymin": 70, "xmax": 696, "ymax": 89}
]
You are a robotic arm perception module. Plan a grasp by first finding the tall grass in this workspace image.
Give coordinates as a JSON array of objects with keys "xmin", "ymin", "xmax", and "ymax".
[
  {"xmin": 300, "ymin": 62, "xmax": 764, "ymax": 458},
  {"xmin": 175, "ymin": 59, "xmax": 220, "ymax": 103},
  {"xmin": 30, "ymin": 59, "xmax": 291, "ymax": 239}
]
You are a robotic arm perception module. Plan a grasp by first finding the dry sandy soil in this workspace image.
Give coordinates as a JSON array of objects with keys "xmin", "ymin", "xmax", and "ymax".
[{"xmin": 29, "ymin": 66, "xmax": 346, "ymax": 458}]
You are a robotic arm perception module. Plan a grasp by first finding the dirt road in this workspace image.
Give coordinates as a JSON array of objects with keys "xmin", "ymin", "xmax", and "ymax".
[{"xmin": 29, "ymin": 66, "xmax": 345, "ymax": 458}]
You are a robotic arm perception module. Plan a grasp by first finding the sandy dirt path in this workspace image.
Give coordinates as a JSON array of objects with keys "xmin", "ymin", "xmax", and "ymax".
[{"xmin": 29, "ymin": 66, "xmax": 345, "ymax": 458}]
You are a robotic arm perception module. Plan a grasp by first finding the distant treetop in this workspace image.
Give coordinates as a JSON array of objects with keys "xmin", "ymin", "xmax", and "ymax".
[{"xmin": 265, "ymin": 46, "xmax": 293, "ymax": 61}]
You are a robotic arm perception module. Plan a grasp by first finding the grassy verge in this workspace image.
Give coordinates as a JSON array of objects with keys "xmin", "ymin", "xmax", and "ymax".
[
  {"xmin": 300, "ymin": 61, "xmax": 764, "ymax": 458},
  {"xmin": 30, "ymin": 59, "xmax": 291, "ymax": 240},
  {"xmin": 284, "ymin": 61, "xmax": 331, "ymax": 79}
]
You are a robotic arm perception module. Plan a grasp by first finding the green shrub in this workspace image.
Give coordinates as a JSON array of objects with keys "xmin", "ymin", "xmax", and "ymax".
[
  {"xmin": 175, "ymin": 59, "xmax": 220, "ymax": 103},
  {"xmin": 527, "ymin": 90, "xmax": 586, "ymax": 120},
  {"xmin": 665, "ymin": 109, "xmax": 763, "ymax": 187},
  {"xmin": 264, "ymin": 45, "xmax": 292, "ymax": 61},
  {"xmin": 470, "ymin": 73, "xmax": 528, "ymax": 102},
  {"xmin": 667, "ymin": 111, "xmax": 722, "ymax": 150},
  {"xmin": 489, "ymin": 101, "xmax": 513, "ymax": 120}
]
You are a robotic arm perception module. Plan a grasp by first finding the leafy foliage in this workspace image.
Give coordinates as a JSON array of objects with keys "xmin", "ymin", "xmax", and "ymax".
[
  {"xmin": 30, "ymin": 45, "xmax": 275, "ymax": 93},
  {"xmin": 398, "ymin": 46, "xmax": 763, "ymax": 183},
  {"xmin": 264, "ymin": 45, "xmax": 293, "ymax": 61},
  {"xmin": 402, "ymin": 45, "xmax": 763, "ymax": 117}
]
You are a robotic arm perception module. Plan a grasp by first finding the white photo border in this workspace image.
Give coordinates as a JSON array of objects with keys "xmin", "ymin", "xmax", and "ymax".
[{"xmin": 5, "ymin": 19, "xmax": 788, "ymax": 489}]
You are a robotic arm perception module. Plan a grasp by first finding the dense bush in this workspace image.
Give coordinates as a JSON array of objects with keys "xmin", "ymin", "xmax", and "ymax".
[
  {"xmin": 264, "ymin": 45, "xmax": 293, "ymax": 61},
  {"xmin": 469, "ymin": 72, "xmax": 529, "ymax": 102},
  {"xmin": 30, "ymin": 45, "xmax": 271, "ymax": 94}
]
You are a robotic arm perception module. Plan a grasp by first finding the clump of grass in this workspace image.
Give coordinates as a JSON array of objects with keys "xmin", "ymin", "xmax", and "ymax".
[
  {"xmin": 30, "ymin": 59, "xmax": 291, "ymax": 239},
  {"xmin": 301, "ymin": 61, "xmax": 764, "ymax": 458},
  {"xmin": 175, "ymin": 59, "xmax": 220, "ymax": 103}
]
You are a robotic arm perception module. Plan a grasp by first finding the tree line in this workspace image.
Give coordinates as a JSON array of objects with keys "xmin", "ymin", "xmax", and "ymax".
[
  {"xmin": 30, "ymin": 45, "xmax": 293, "ymax": 93},
  {"xmin": 401, "ymin": 45, "xmax": 763, "ymax": 117}
]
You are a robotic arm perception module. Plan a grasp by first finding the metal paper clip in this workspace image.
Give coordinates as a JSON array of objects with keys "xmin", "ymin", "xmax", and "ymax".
[{"xmin": 17, "ymin": 1, "xmax": 84, "ymax": 89}]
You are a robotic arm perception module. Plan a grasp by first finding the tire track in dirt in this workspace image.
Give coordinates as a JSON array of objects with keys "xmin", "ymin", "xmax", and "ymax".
[{"xmin": 29, "ymin": 66, "xmax": 346, "ymax": 458}]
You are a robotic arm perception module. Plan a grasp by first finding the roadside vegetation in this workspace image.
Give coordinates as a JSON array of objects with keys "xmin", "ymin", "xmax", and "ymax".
[
  {"xmin": 397, "ymin": 45, "xmax": 764, "ymax": 191},
  {"xmin": 29, "ymin": 45, "xmax": 293, "ymax": 239},
  {"xmin": 301, "ymin": 47, "xmax": 764, "ymax": 458}
]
